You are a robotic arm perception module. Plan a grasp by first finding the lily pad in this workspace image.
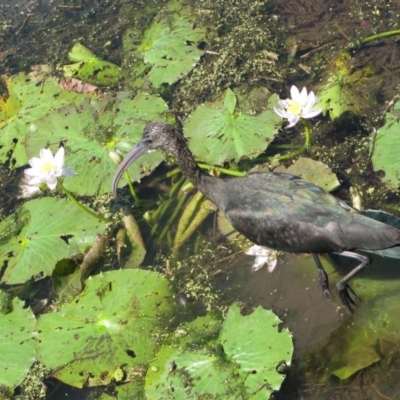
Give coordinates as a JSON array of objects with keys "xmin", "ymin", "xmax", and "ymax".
[
  {"xmin": 63, "ymin": 43, "xmax": 123, "ymax": 86},
  {"xmin": 24, "ymin": 91, "xmax": 168, "ymax": 195},
  {"xmin": 184, "ymin": 89, "xmax": 281, "ymax": 165},
  {"xmin": 275, "ymin": 157, "xmax": 340, "ymax": 192},
  {"xmin": 220, "ymin": 303, "xmax": 293, "ymax": 396},
  {"xmin": 370, "ymin": 102, "xmax": 400, "ymax": 189},
  {"xmin": 36, "ymin": 269, "xmax": 174, "ymax": 388},
  {"xmin": 0, "ymin": 295, "xmax": 36, "ymax": 387},
  {"xmin": 0, "ymin": 197, "xmax": 107, "ymax": 285},
  {"xmin": 0, "ymin": 73, "xmax": 85, "ymax": 167},
  {"xmin": 329, "ymin": 292, "xmax": 400, "ymax": 379},
  {"xmin": 127, "ymin": 4, "xmax": 206, "ymax": 88},
  {"xmin": 316, "ymin": 52, "xmax": 379, "ymax": 122},
  {"xmin": 145, "ymin": 303, "xmax": 293, "ymax": 399}
]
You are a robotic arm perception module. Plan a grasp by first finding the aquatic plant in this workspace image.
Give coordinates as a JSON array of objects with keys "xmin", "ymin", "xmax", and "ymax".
[
  {"xmin": 274, "ymin": 85, "xmax": 322, "ymax": 149},
  {"xmin": 24, "ymin": 147, "xmax": 76, "ymax": 190},
  {"xmin": 63, "ymin": 43, "xmax": 123, "ymax": 86},
  {"xmin": 274, "ymin": 85, "xmax": 322, "ymax": 128}
]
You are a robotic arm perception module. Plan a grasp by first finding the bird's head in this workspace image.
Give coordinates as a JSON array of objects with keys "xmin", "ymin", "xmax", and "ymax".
[
  {"xmin": 112, "ymin": 122, "xmax": 182, "ymax": 197},
  {"xmin": 140, "ymin": 122, "xmax": 182, "ymax": 152}
]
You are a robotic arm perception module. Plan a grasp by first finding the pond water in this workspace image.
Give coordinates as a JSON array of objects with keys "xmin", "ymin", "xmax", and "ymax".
[{"xmin": 1, "ymin": 0, "xmax": 400, "ymax": 399}]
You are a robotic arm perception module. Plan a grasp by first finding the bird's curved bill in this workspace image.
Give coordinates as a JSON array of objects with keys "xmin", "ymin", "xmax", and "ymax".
[{"xmin": 112, "ymin": 140, "xmax": 149, "ymax": 197}]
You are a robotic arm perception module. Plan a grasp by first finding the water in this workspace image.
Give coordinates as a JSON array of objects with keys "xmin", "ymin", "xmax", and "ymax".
[{"xmin": 2, "ymin": 0, "xmax": 400, "ymax": 399}]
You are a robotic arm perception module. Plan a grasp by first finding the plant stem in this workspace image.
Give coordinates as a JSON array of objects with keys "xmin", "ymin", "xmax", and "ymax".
[
  {"xmin": 124, "ymin": 171, "xmax": 140, "ymax": 204},
  {"xmin": 197, "ymin": 163, "xmax": 246, "ymax": 177},
  {"xmin": 159, "ymin": 193, "xmax": 187, "ymax": 241},
  {"xmin": 302, "ymin": 118, "xmax": 311, "ymax": 148},
  {"xmin": 348, "ymin": 29, "xmax": 400, "ymax": 50},
  {"xmin": 361, "ymin": 29, "xmax": 400, "ymax": 45},
  {"xmin": 266, "ymin": 119, "xmax": 311, "ymax": 162},
  {"xmin": 58, "ymin": 181, "xmax": 110, "ymax": 223}
]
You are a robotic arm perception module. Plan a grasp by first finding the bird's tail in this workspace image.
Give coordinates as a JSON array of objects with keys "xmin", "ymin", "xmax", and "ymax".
[
  {"xmin": 358, "ymin": 209, "xmax": 400, "ymax": 258},
  {"xmin": 363, "ymin": 246, "xmax": 400, "ymax": 259}
]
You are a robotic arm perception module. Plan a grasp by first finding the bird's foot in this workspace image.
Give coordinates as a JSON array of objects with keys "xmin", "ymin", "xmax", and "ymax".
[{"xmin": 336, "ymin": 281, "xmax": 361, "ymax": 313}]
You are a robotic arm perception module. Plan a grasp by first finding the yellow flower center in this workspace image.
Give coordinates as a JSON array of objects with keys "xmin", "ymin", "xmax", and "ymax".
[
  {"xmin": 286, "ymin": 100, "xmax": 302, "ymax": 116},
  {"xmin": 40, "ymin": 161, "xmax": 55, "ymax": 174}
]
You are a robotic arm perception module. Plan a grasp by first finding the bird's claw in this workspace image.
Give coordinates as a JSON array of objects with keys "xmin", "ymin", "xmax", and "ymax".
[{"xmin": 336, "ymin": 281, "xmax": 361, "ymax": 313}]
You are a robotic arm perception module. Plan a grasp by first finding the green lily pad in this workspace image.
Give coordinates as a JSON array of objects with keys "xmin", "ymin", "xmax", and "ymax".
[
  {"xmin": 275, "ymin": 157, "xmax": 340, "ymax": 192},
  {"xmin": 145, "ymin": 312, "xmax": 236, "ymax": 399},
  {"xmin": 220, "ymin": 303, "xmax": 293, "ymax": 396},
  {"xmin": 0, "ymin": 73, "xmax": 86, "ymax": 167},
  {"xmin": 316, "ymin": 52, "xmax": 379, "ymax": 122},
  {"xmin": 63, "ymin": 43, "xmax": 123, "ymax": 86},
  {"xmin": 36, "ymin": 269, "xmax": 174, "ymax": 388},
  {"xmin": 0, "ymin": 295, "xmax": 36, "ymax": 387},
  {"xmin": 370, "ymin": 102, "xmax": 400, "ymax": 189},
  {"xmin": 145, "ymin": 304, "xmax": 293, "ymax": 399},
  {"xmin": 52, "ymin": 259, "xmax": 83, "ymax": 298},
  {"xmin": 329, "ymin": 292, "xmax": 400, "ymax": 380},
  {"xmin": 24, "ymin": 91, "xmax": 168, "ymax": 195},
  {"xmin": 184, "ymin": 89, "xmax": 281, "ymax": 165},
  {"xmin": 0, "ymin": 197, "xmax": 106, "ymax": 285},
  {"xmin": 128, "ymin": 5, "xmax": 206, "ymax": 88}
]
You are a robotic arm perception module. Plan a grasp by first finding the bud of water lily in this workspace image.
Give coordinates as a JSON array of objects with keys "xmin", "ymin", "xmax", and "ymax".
[{"xmin": 109, "ymin": 150, "xmax": 123, "ymax": 165}]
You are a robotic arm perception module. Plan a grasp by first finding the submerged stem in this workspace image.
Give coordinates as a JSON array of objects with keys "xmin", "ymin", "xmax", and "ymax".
[
  {"xmin": 124, "ymin": 171, "xmax": 140, "ymax": 204},
  {"xmin": 348, "ymin": 29, "xmax": 400, "ymax": 50}
]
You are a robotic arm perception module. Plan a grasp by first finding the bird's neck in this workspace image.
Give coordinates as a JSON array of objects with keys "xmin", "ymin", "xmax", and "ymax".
[{"xmin": 171, "ymin": 137, "xmax": 222, "ymax": 205}]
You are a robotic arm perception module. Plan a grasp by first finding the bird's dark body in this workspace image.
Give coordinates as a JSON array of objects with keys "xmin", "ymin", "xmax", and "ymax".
[
  {"xmin": 217, "ymin": 172, "xmax": 400, "ymax": 254},
  {"xmin": 112, "ymin": 122, "xmax": 400, "ymax": 311}
]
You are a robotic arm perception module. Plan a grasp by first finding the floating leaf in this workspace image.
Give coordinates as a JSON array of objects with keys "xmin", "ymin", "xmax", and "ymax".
[
  {"xmin": 0, "ymin": 198, "xmax": 106, "ymax": 285},
  {"xmin": 275, "ymin": 157, "xmax": 340, "ymax": 192},
  {"xmin": 145, "ymin": 312, "xmax": 231, "ymax": 399},
  {"xmin": 24, "ymin": 91, "xmax": 168, "ymax": 195},
  {"xmin": 224, "ymin": 87, "xmax": 237, "ymax": 114},
  {"xmin": 316, "ymin": 52, "xmax": 380, "ymax": 122},
  {"xmin": 145, "ymin": 303, "xmax": 293, "ymax": 399},
  {"xmin": 52, "ymin": 259, "xmax": 83, "ymax": 298},
  {"xmin": 0, "ymin": 73, "xmax": 85, "ymax": 166},
  {"xmin": 0, "ymin": 296, "xmax": 36, "ymax": 387},
  {"xmin": 329, "ymin": 292, "xmax": 400, "ymax": 379},
  {"xmin": 129, "ymin": 6, "xmax": 206, "ymax": 87},
  {"xmin": 220, "ymin": 303, "xmax": 293, "ymax": 396},
  {"xmin": 1, "ymin": 72, "xmax": 166, "ymax": 194},
  {"xmin": 370, "ymin": 102, "xmax": 400, "ymax": 189},
  {"xmin": 184, "ymin": 89, "xmax": 281, "ymax": 165},
  {"xmin": 36, "ymin": 269, "xmax": 174, "ymax": 388},
  {"xmin": 63, "ymin": 43, "xmax": 123, "ymax": 86}
]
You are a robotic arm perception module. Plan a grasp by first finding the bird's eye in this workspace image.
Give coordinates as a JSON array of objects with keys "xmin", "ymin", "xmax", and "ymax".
[{"xmin": 143, "ymin": 138, "xmax": 152, "ymax": 145}]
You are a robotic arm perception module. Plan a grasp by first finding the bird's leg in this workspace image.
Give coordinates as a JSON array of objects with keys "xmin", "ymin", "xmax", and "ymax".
[
  {"xmin": 311, "ymin": 253, "xmax": 330, "ymax": 297},
  {"xmin": 332, "ymin": 250, "xmax": 370, "ymax": 312},
  {"xmin": 312, "ymin": 253, "xmax": 329, "ymax": 297}
]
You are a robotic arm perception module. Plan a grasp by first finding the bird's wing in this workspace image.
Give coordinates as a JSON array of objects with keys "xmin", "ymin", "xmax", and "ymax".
[{"xmin": 223, "ymin": 173, "xmax": 400, "ymax": 253}]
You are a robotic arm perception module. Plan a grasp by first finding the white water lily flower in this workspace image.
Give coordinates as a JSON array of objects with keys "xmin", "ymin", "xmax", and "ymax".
[
  {"xmin": 274, "ymin": 85, "xmax": 322, "ymax": 128},
  {"xmin": 245, "ymin": 245, "xmax": 279, "ymax": 273},
  {"xmin": 24, "ymin": 147, "xmax": 76, "ymax": 190}
]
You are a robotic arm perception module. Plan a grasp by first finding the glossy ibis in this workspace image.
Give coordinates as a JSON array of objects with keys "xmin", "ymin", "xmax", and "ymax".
[{"xmin": 112, "ymin": 122, "xmax": 400, "ymax": 312}]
